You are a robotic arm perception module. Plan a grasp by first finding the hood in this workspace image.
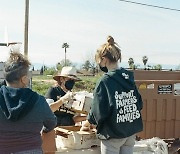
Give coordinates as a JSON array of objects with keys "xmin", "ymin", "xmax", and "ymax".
[
  {"xmin": 105, "ymin": 68, "xmax": 135, "ymax": 89},
  {"xmin": 0, "ymin": 85, "xmax": 39, "ymax": 121}
]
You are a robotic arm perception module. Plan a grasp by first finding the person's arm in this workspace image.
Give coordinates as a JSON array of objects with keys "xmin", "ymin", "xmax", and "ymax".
[
  {"xmin": 45, "ymin": 87, "xmax": 57, "ymax": 101},
  {"xmin": 81, "ymin": 81, "xmax": 111, "ymax": 131},
  {"xmin": 49, "ymin": 91, "xmax": 74, "ymax": 112},
  {"xmin": 40, "ymin": 97, "xmax": 57, "ymax": 133},
  {"xmin": 49, "ymin": 98, "xmax": 64, "ymax": 112},
  {"xmin": 89, "ymin": 82, "xmax": 110, "ymax": 125}
]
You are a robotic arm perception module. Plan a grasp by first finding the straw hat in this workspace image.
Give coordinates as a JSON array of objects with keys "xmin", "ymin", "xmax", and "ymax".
[{"xmin": 53, "ymin": 66, "xmax": 81, "ymax": 81}]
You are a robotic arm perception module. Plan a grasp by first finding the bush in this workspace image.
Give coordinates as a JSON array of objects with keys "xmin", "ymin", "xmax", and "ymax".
[
  {"xmin": 43, "ymin": 67, "xmax": 57, "ymax": 75},
  {"xmin": 74, "ymin": 80, "xmax": 95, "ymax": 92},
  {"xmin": 32, "ymin": 81, "xmax": 52, "ymax": 96},
  {"xmin": 74, "ymin": 75, "xmax": 101, "ymax": 92}
]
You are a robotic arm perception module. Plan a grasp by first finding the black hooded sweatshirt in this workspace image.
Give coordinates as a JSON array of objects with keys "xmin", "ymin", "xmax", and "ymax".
[
  {"xmin": 0, "ymin": 86, "xmax": 57, "ymax": 153},
  {"xmin": 88, "ymin": 68, "xmax": 143, "ymax": 140}
]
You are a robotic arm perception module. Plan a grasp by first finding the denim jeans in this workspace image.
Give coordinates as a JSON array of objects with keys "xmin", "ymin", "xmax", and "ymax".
[{"xmin": 101, "ymin": 135, "xmax": 135, "ymax": 154}]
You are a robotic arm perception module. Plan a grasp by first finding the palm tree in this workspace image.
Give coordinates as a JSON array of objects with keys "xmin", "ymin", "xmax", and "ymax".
[
  {"xmin": 62, "ymin": 43, "xmax": 69, "ymax": 66},
  {"xmin": 128, "ymin": 58, "xmax": 134, "ymax": 69},
  {"xmin": 142, "ymin": 56, "xmax": 148, "ymax": 69}
]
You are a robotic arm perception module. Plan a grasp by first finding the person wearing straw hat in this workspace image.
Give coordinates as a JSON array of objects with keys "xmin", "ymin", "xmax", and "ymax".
[{"xmin": 45, "ymin": 66, "xmax": 86, "ymax": 126}]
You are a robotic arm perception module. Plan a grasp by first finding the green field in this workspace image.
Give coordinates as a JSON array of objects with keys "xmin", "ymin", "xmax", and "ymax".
[{"xmin": 32, "ymin": 75, "xmax": 101, "ymax": 96}]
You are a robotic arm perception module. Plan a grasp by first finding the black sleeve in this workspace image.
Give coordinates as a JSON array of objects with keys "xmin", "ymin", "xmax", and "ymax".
[
  {"xmin": 39, "ymin": 97, "xmax": 57, "ymax": 132},
  {"xmin": 45, "ymin": 87, "xmax": 57, "ymax": 101}
]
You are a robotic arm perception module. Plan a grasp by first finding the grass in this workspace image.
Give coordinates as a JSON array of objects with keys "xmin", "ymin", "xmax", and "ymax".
[
  {"xmin": 32, "ymin": 75, "xmax": 101, "ymax": 96},
  {"xmin": 32, "ymin": 81, "xmax": 52, "ymax": 96}
]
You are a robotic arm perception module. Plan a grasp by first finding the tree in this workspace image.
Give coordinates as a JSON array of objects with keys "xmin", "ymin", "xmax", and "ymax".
[
  {"xmin": 176, "ymin": 64, "xmax": 180, "ymax": 70},
  {"xmin": 56, "ymin": 62, "xmax": 63, "ymax": 71},
  {"xmin": 82, "ymin": 52, "xmax": 97, "ymax": 75},
  {"xmin": 142, "ymin": 56, "xmax": 148, "ymax": 69},
  {"xmin": 44, "ymin": 67, "xmax": 56, "ymax": 75},
  {"xmin": 82, "ymin": 60, "xmax": 97, "ymax": 75},
  {"xmin": 60, "ymin": 59, "xmax": 72, "ymax": 67},
  {"xmin": 32, "ymin": 66, "xmax": 34, "ymax": 71},
  {"xmin": 82, "ymin": 60, "xmax": 91, "ymax": 71},
  {"xmin": 43, "ymin": 65, "xmax": 47, "ymax": 71},
  {"xmin": 152, "ymin": 64, "xmax": 162, "ymax": 70},
  {"xmin": 62, "ymin": 43, "xmax": 69, "ymax": 66},
  {"xmin": 128, "ymin": 58, "xmax": 134, "ymax": 69},
  {"xmin": 134, "ymin": 64, "xmax": 140, "ymax": 69},
  {"xmin": 56, "ymin": 59, "xmax": 72, "ymax": 71},
  {"xmin": 40, "ymin": 66, "xmax": 44, "ymax": 75},
  {"xmin": 147, "ymin": 65, "xmax": 152, "ymax": 70}
]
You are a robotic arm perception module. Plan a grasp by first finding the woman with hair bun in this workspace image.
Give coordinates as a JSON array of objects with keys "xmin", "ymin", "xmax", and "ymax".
[
  {"xmin": 0, "ymin": 52, "xmax": 57, "ymax": 154},
  {"xmin": 81, "ymin": 36, "xmax": 143, "ymax": 154}
]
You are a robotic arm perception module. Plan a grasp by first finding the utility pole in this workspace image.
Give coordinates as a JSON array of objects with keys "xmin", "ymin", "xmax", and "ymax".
[{"xmin": 24, "ymin": 0, "xmax": 29, "ymax": 57}]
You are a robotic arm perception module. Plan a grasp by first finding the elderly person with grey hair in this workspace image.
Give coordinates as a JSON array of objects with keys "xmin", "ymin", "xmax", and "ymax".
[{"xmin": 0, "ymin": 52, "xmax": 57, "ymax": 154}]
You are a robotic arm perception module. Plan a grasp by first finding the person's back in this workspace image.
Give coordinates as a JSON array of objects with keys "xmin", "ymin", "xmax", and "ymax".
[
  {"xmin": 0, "ymin": 52, "xmax": 57, "ymax": 153},
  {"xmin": 81, "ymin": 36, "xmax": 143, "ymax": 154},
  {"xmin": 92, "ymin": 67, "xmax": 143, "ymax": 139}
]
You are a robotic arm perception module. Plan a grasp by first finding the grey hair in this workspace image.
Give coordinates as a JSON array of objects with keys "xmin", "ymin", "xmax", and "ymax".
[{"xmin": 4, "ymin": 52, "xmax": 31, "ymax": 83}]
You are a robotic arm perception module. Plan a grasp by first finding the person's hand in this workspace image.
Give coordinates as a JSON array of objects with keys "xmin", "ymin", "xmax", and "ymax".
[
  {"xmin": 61, "ymin": 91, "xmax": 74, "ymax": 103},
  {"xmin": 80, "ymin": 125, "xmax": 90, "ymax": 131},
  {"xmin": 80, "ymin": 120, "xmax": 91, "ymax": 131},
  {"xmin": 80, "ymin": 124, "xmax": 96, "ymax": 131}
]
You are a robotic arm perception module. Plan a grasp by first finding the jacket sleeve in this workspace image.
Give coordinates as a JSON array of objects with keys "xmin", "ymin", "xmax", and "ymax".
[
  {"xmin": 88, "ymin": 81, "xmax": 111, "ymax": 127},
  {"xmin": 45, "ymin": 87, "xmax": 57, "ymax": 101},
  {"xmin": 40, "ymin": 97, "xmax": 57, "ymax": 133}
]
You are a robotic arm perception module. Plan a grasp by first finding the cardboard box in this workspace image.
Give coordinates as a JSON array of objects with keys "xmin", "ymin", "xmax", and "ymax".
[
  {"xmin": 55, "ymin": 126, "xmax": 99, "ymax": 150},
  {"xmin": 72, "ymin": 95, "xmax": 92, "ymax": 113},
  {"xmin": 64, "ymin": 91, "xmax": 93, "ymax": 114}
]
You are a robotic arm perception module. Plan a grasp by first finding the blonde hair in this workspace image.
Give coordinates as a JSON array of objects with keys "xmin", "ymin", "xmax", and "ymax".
[
  {"xmin": 4, "ymin": 52, "xmax": 31, "ymax": 83},
  {"xmin": 95, "ymin": 36, "xmax": 121, "ymax": 63}
]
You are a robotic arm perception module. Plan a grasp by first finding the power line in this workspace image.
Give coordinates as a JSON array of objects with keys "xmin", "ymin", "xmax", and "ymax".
[{"xmin": 119, "ymin": 0, "xmax": 180, "ymax": 12}]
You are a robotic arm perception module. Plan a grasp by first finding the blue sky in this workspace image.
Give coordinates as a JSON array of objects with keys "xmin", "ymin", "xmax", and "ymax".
[{"xmin": 0, "ymin": 0, "xmax": 180, "ymax": 69}]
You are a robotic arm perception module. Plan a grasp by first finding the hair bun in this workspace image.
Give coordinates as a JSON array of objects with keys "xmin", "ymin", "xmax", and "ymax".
[{"xmin": 107, "ymin": 36, "xmax": 114, "ymax": 45}]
